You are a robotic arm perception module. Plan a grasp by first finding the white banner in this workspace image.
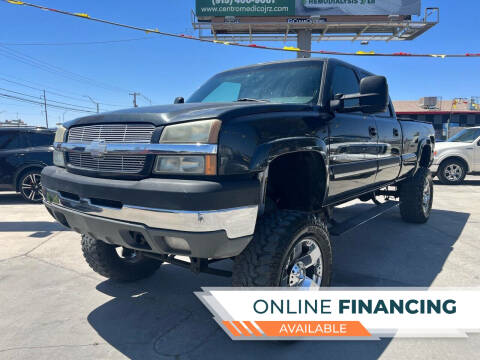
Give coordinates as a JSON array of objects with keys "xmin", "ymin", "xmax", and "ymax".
[{"xmin": 196, "ymin": 288, "xmax": 480, "ymax": 340}]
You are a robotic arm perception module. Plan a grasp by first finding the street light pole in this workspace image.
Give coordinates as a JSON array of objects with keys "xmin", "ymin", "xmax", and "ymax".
[
  {"xmin": 62, "ymin": 110, "xmax": 70, "ymax": 123},
  {"xmin": 84, "ymin": 95, "xmax": 100, "ymax": 113}
]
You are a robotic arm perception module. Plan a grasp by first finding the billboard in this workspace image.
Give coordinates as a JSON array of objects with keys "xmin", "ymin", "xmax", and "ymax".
[
  {"xmin": 196, "ymin": 0, "xmax": 421, "ymax": 18},
  {"xmin": 297, "ymin": 0, "xmax": 421, "ymax": 16}
]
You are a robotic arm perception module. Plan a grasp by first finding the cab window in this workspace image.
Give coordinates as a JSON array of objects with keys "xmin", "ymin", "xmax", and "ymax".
[
  {"xmin": 28, "ymin": 132, "xmax": 54, "ymax": 147},
  {"xmin": 0, "ymin": 131, "xmax": 29, "ymax": 150},
  {"xmin": 330, "ymin": 65, "xmax": 360, "ymax": 108}
]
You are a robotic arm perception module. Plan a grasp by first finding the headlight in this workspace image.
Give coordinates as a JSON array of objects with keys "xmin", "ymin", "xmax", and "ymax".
[
  {"xmin": 53, "ymin": 125, "xmax": 67, "ymax": 167},
  {"xmin": 155, "ymin": 119, "xmax": 220, "ymax": 175},
  {"xmin": 53, "ymin": 150, "xmax": 65, "ymax": 167},
  {"xmin": 54, "ymin": 125, "xmax": 67, "ymax": 143},
  {"xmin": 153, "ymin": 155, "xmax": 216, "ymax": 175},
  {"xmin": 160, "ymin": 119, "xmax": 221, "ymax": 144}
]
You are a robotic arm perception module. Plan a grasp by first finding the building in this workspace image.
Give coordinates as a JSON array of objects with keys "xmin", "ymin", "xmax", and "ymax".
[
  {"xmin": 393, "ymin": 97, "xmax": 480, "ymax": 140},
  {"xmin": 0, "ymin": 119, "xmax": 28, "ymax": 127}
]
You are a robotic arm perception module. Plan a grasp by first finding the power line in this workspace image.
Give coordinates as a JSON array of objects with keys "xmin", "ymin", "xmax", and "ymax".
[
  {"xmin": 0, "ymin": 86, "xmax": 97, "ymax": 111},
  {"xmin": 0, "ymin": 45, "xmax": 131, "ymax": 93},
  {"xmin": 3, "ymin": 0, "xmax": 480, "ymax": 58},
  {"xmin": 0, "ymin": 93, "xmax": 95, "ymax": 113},
  {"xmin": 0, "ymin": 74, "xmax": 127, "ymax": 108},
  {"xmin": 0, "ymin": 36, "xmax": 151, "ymax": 46}
]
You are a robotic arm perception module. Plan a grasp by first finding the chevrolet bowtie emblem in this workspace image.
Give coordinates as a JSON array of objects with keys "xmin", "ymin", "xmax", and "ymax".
[{"xmin": 86, "ymin": 140, "xmax": 107, "ymax": 158}]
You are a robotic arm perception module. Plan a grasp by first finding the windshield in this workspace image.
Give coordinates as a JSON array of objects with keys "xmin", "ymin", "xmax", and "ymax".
[
  {"xmin": 448, "ymin": 128, "xmax": 480, "ymax": 143},
  {"xmin": 187, "ymin": 61, "xmax": 324, "ymax": 104}
]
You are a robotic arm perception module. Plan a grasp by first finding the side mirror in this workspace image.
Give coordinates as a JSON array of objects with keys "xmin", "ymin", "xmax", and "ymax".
[
  {"xmin": 174, "ymin": 97, "xmax": 185, "ymax": 104},
  {"xmin": 359, "ymin": 76, "xmax": 389, "ymax": 114},
  {"xmin": 329, "ymin": 75, "xmax": 389, "ymax": 114}
]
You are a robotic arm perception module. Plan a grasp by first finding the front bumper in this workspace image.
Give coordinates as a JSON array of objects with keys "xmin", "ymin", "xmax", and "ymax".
[
  {"xmin": 42, "ymin": 166, "xmax": 259, "ymax": 258},
  {"xmin": 430, "ymin": 163, "xmax": 439, "ymax": 174}
]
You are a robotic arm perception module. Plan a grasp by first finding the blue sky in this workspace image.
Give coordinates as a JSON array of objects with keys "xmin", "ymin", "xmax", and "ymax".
[{"xmin": 0, "ymin": 0, "xmax": 479, "ymax": 127}]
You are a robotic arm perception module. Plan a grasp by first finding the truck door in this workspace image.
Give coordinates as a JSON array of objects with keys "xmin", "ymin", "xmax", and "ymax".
[
  {"xmin": 326, "ymin": 65, "xmax": 379, "ymax": 201},
  {"xmin": 372, "ymin": 102, "xmax": 402, "ymax": 184}
]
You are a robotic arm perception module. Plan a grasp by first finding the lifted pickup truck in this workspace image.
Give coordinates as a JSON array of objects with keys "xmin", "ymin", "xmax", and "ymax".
[{"xmin": 42, "ymin": 58, "xmax": 435, "ymax": 287}]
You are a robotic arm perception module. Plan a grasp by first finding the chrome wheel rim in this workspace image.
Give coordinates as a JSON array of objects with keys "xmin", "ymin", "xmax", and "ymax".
[
  {"xmin": 444, "ymin": 164, "xmax": 463, "ymax": 182},
  {"xmin": 21, "ymin": 173, "xmax": 43, "ymax": 201},
  {"xmin": 422, "ymin": 178, "xmax": 432, "ymax": 215},
  {"xmin": 280, "ymin": 238, "xmax": 323, "ymax": 288}
]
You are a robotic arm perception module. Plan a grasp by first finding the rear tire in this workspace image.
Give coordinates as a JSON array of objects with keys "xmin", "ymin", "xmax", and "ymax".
[
  {"xmin": 232, "ymin": 210, "xmax": 332, "ymax": 287},
  {"xmin": 399, "ymin": 167, "xmax": 433, "ymax": 224},
  {"xmin": 81, "ymin": 235, "xmax": 161, "ymax": 282},
  {"xmin": 437, "ymin": 159, "xmax": 467, "ymax": 185},
  {"xmin": 18, "ymin": 169, "xmax": 43, "ymax": 203}
]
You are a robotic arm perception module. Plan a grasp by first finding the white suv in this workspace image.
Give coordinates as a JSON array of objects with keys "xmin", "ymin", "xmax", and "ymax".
[{"xmin": 431, "ymin": 127, "xmax": 480, "ymax": 184}]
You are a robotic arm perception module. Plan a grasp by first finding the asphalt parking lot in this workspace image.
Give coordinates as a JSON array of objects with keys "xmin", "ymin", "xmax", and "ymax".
[{"xmin": 0, "ymin": 177, "xmax": 479, "ymax": 359}]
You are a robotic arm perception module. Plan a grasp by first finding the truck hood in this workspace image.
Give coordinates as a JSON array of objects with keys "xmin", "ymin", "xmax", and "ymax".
[{"xmin": 65, "ymin": 102, "xmax": 313, "ymax": 128}]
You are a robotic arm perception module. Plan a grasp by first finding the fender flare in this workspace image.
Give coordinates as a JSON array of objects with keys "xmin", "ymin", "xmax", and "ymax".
[
  {"xmin": 415, "ymin": 138, "xmax": 435, "ymax": 171},
  {"xmin": 249, "ymin": 137, "xmax": 329, "ymax": 213},
  {"xmin": 250, "ymin": 136, "xmax": 328, "ymax": 171}
]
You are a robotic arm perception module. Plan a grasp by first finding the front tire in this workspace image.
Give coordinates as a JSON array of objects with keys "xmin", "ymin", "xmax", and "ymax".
[
  {"xmin": 399, "ymin": 167, "xmax": 433, "ymax": 224},
  {"xmin": 81, "ymin": 235, "xmax": 161, "ymax": 282},
  {"xmin": 232, "ymin": 210, "xmax": 332, "ymax": 287},
  {"xmin": 437, "ymin": 159, "xmax": 467, "ymax": 185}
]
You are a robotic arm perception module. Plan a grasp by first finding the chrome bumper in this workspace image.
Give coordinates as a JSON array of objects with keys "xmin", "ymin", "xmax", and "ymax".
[
  {"xmin": 53, "ymin": 142, "xmax": 218, "ymax": 156},
  {"xmin": 44, "ymin": 188, "xmax": 258, "ymax": 239}
]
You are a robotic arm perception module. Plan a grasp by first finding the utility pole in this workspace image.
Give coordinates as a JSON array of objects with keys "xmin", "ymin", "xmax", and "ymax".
[
  {"xmin": 130, "ymin": 92, "xmax": 139, "ymax": 108},
  {"xmin": 43, "ymin": 90, "xmax": 49, "ymax": 128}
]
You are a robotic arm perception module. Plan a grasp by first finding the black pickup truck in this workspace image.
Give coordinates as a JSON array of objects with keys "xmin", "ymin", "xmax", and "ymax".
[{"xmin": 42, "ymin": 58, "xmax": 435, "ymax": 287}]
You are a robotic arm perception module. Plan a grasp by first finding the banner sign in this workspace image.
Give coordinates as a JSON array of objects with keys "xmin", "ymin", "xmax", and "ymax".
[
  {"xmin": 196, "ymin": 288, "xmax": 480, "ymax": 340},
  {"xmin": 195, "ymin": 1, "xmax": 421, "ymax": 18}
]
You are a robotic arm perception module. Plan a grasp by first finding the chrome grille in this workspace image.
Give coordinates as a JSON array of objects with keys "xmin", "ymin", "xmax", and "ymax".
[
  {"xmin": 68, "ymin": 153, "xmax": 147, "ymax": 173},
  {"xmin": 66, "ymin": 124, "xmax": 155, "ymax": 173},
  {"xmin": 68, "ymin": 123, "xmax": 155, "ymax": 143}
]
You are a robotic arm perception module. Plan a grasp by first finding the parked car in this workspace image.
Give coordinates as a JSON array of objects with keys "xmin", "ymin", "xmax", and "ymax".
[
  {"xmin": 42, "ymin": 58, "xmax": 435, "ymax": 288},
  {"xmin": 431, "ymin": 127, "xmax": 480, "ymax": 185},
  {"xmin": 0, "ymin": 127, "xmax": 54, "ymax": 202}
]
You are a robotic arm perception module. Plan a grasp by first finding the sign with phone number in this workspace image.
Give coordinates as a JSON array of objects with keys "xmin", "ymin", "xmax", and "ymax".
[{"xmin": 195, "ymin": 0, "xmax": 421, "ymax": 17}]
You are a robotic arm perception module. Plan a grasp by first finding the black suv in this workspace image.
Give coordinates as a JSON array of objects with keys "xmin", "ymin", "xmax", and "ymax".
[{"xmin": 0, "ymin": 127, "xmax": 54, "ymax": 202}]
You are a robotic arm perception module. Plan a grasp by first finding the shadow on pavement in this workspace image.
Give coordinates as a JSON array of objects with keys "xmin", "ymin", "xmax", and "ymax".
[
  {"xmin": 87, "ymin": 204, "xmax": 469, "ymax": 359},
  {"xmin": 461, "ymin": 179, "xmax": 480, "ymax": 186},
  {"xmin": 433, "ymin": 179, "xmax": 480, "ymax": 186},
  {"xmin": 0, "ymin": 192, "xmax": 31, "ymax": 205}
]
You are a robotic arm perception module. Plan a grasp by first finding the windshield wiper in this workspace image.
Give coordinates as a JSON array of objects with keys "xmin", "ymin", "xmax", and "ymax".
[{"xmin": 236, "ymin": 98, "xmax": 270, "ymax": 103}]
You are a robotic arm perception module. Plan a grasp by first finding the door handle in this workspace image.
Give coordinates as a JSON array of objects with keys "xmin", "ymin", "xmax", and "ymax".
[
  {"xmin": 369, "ymin": 127, "xmax": 377, "ymax": 137},
  {"xmin": 393, "ymin": 128, "xmax": 399, "ymax": 137}
]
